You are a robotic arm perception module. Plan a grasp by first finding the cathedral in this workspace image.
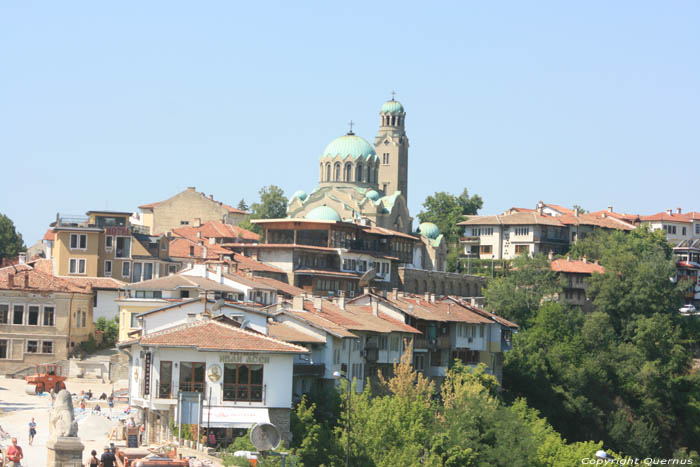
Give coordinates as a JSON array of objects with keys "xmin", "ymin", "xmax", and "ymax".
[{"xmin": 287, "ymin": 96, "xmax": 414, "ymax": 234}]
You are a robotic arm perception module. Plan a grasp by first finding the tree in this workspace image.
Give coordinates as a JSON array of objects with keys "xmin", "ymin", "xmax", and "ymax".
[
  {"xmin": 237, "ymin": 199, "xmax": 249, "ymax": 212},
  {"xmin": 572, "ymin": 205, "xmax": 587, "ymax": 214},
  {"xmin": 96, "ymin": 317, "xmax": 119, "ymax": 348},
  {"xmin": 0, "ymin": 213, "xmax": 26, "ymax": 262},
  {"xmin": 417, "ymin": 189, "xmax": 482, "ymax": 244},
  {"xmin": 249, "ymin": 186, "xmax": 288, "ymax": 220}
]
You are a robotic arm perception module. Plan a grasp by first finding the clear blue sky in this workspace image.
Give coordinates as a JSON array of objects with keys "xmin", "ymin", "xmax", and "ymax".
[{"xmin": 2, "ymin": 1, "xmax": 698, "ymax": 245}]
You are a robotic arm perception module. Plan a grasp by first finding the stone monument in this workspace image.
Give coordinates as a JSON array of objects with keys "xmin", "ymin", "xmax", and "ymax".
[{"xmin": 46, "ymin": 389, "xmax": 84, "ymax": 467}]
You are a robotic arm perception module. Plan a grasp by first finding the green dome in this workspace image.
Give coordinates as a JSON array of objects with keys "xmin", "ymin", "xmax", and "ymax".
[
  {"xmin": 322, "ymin": 134, "xmax": 376, "ymax": 161},
  {"xmin": 365, "ymin": 190, "xmax": 380, "ymax": 201},
  {"xmin": 291, "ymin": 190, "xmax": 308, "ymax": 202},
  {"xmin": 305, "ymin": 206, "xmax": 341, "ymax": 222},
  {"xmin": 419, "ymin": 222, "xmax": 440, "ymax": 239},
  {"xmin": 381, "ymin": 100, "xmax": 404, "ymax": 114}
]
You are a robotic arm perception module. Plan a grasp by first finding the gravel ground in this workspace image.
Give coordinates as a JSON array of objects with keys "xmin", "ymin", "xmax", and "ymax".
[{"xmin": 0, "ymin": 376, "xmax": 126, "ymax": 467}]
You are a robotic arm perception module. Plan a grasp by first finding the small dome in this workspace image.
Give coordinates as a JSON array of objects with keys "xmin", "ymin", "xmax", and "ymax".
[
  {"xmin": 291, "ymin": 190, "xmax": 308, "ymax": 202},
  {"xmin": 322, "ymin": 134, "xmax": 376, "ymax": 161},
  {"xmin": 365, "ymin": 190, "xmax": 380, "ymax": 201},
  {"xmin": 305, "ymin": 206, "xmax": 341, "ymax": 222},
  {"xmin": 381, "ymin": 99, "xmax": 404, "ymax": 114},
  {"xmin": 419, "ymin": 222, "xmax": 440, "ymax": 239}
]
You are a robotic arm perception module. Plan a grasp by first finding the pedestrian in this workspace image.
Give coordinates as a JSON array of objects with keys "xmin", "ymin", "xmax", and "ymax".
[
  {"xmin": 28, "ymin": 418, "xmax": 37, "ymax": 446},
  {"xmin": 94, "ymin": 404, "xmax": 101, "ymax": 414},
  {"xmin": 49, "ymin": 387, "xmax": 55, "ymax": 406},
  {"xmin": 127, "ymin": 417, "xmax": 136, "ymax": 428},
  {"xmin": 100, "ymin": 445, "xmax": 115, "ymax": 467},
  {"xmin": 108, "ymin": 395, "xmax": 114, "ymax": 412},
  {"xmin": 6, "ymin": 437, "xmax": 23, "ymax": 467},
  {"xmin": 80, "ymin": 400, "xmax": 86, "ymax": 410},
  {"xmin": 85, "ymin": 449, "xmax": 99, "ymax": 467}
]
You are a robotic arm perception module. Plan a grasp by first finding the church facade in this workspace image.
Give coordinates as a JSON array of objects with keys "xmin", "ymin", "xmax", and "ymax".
[{"xmin": 287, "ymin": 98, "xmax": 413, "ymax": 234}]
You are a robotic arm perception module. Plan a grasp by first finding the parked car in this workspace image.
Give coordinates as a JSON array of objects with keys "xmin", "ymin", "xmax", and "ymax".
[{"xmin": 679, "ymin": 304, "xmax": 697, "ymax": 314}]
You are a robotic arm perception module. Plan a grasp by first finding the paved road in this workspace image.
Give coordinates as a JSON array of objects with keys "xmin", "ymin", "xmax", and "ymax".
[{"xmin": 0, "ymin": 376, "xmax": 121, "ymax": 467}]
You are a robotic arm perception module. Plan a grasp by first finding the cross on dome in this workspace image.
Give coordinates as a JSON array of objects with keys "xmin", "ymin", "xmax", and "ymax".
[
  {"xmin": 391, "ymin": 90, "xmax": 396, "ymax": 101},
  {"xmin": 347, "ymin": 120, "xmax": 355, "ymax": 135}
]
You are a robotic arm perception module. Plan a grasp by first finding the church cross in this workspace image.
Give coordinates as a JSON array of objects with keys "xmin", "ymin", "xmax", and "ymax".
[
  {"xmin": 391, "ymin": 90, "xmax": 396, "ymax": 100},
  {"xmin": 348, "ymin": 120, "xmax": 354, "ymax": 134}
]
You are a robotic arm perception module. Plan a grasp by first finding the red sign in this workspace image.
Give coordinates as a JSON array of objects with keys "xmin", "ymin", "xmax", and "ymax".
[{"xmin": 106, "ymin": 226, "xmax": 130, "ymax": 236}]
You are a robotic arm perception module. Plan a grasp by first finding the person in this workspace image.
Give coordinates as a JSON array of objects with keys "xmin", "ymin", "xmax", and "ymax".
[
  {"xmin": 139, "ymin": 424, "xmax": 145, "ymax": 445},
  {"xmin": 0, "ymin": 447, "xmax": 5, "ymax": 466},
  {"xmin": 208, "ymin": 430, "xmax": 216, "ymax": 447},
  {"xmin": 28, "ymin": 418, "xmax": 37, "ymax": 446},
  {"xmin": 86, "ymin": 389, "xmax": 93, "ymax": 400},
  {"xmin": 94, "ymin": 404, "xmax": 101, "ymax": 414},
  {"xmin": 99, "ymin": 446, "xmax": 115, "ymax": 467},
  {"xmin": 127, "ymin": 417, "xmax": 136, "ymax": 428},
  {"xmin": 99, "ymin": 392, "xmax": 107, "ymax": 400},
  {"xmin": 6, "ymin": 438, "xmax": 23, "ymax": 467},
  {"xmin": 86, "ymin": 449, "xmax": 99, "ymax": 467},
  {"xmin": 80, "ymin": 400, "xmax": 86, "ymax": 410},
  {"xmin": 108, "ymin": 395, "xmax": 114, "ymax": 411}
]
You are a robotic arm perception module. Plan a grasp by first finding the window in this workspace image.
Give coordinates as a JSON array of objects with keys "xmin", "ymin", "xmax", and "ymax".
[
  {"xmin": 26, "ymin": 340, "xmax": 38, "ymax": 353},
  {"xmin": 143, "ymin": 263, "xmax": 153, "ymax": 281},
  {"xmin": 27, "ymin": 306, "xmax": 39, "ymax": 326},
  {"xmin": 115, "ymin": 237, "xmax": 131, "ymax": 258},
  {"xmin": 122, "ymin": 261, "xmax": 131, "ymax": 279},
  {"xmin": 378, "ymin": 335, "xmax": 388, "ymax": 350},
  {"xmin": 134, "ymin": 291, "xmax": 162, "ymax": 299},
  {"xmin": 0, "ymin": 304, "xmax": 8, "ymax": 324},
  {"xmin": 351, "ymin": 363, "xmax": 363, "ymax": 381},
  {"xmin": 70, "ymin": 234, "xmax": 87, "ymax": 250},
  {"xmin": 104, "ymin": 260, "xmax": 112, "ymax": 276},
  {"xmin": 161, "ymin": 241, "xmax": 167, "ymax": 250},
  {"xmin": 179, "ymin": 362, "xmax": 206, "ymax": 394},
  {"xmin": 130, "ymin": 313, "xmax": 139, "ymax": 328},
  {"xmin": 43, "ymin": 307, "xmax": 54, "ymax": 326},
  {"xmin": 82, "ymin": 311, "xmax": 87, "ymax": 328},
  {"xmin": 105, "ymin": 236, "xmax": 113, "ymax": 251},
  {"xmin": 514, "ymin": 227, "xmax": 529, "ymax": 236},
  {"xmin": 0, "ymin": 339, "xmax": 7, "ymax": 359},
  {"xmin": 333, "ymin": 348, "xmax": 341, "ymax": 364},
  {"xmin": 515, "ymin": 245, "xmax": 529, "ymax": 255},
  {"xmin": 383, "ymin": 153, "xmax": 390, "ymax": 164},
  {"xmin": 383, "ymin": 183, "xmax": 388, "ymax": 192},
  {"xmin": 69, "ymin": 258, "xmax": 86, "ymax": 274},
  {"xmin": 356, "ymin": 164, "xmax": 363, "ymax": 182},
  {"xmin": 334, "ymin": 163, "xmax": 341, "ymax": 181},
  {"xmin": 480, "ymin": 245, "xmax": 492, "ymax": 255},
  {"xmin": 344, "ymin": 163, "xmax": 352, "ymax": 182},
  {"xmin": 430, "ymin": 350, "xmax": 442, "ymax": 367},
  {"xmin": 223, "ymin": 364, "xmax": 263, "ymax": 402},
  {"xmin": 414, "ymin": 354, "xmax": 425, "ymax": 371},
  {"xmin": 480, "ymin": 324, "xmax": 485, "ymax": 337},
  {"xmin": 453, "ymin": 349, "xmax": 479, "ymax": 364},
  {"xmin": 180, "ymin": 220, "xmax": 189, "ymax": 225},
  {"xmin": 472, "ymin": 227, "xmax": 494, "ymax": 236},
  {"xmin": 42, "ymin": 341, "xmax": 53, "ymax": 354},
  {"xmin": 390, "ymin": 335, "xmax": 399, "ymax": 352},
  {"xmin": 13, "ymin": 305, "xmax": 24, "ymax": 325},
  {"xmin": 682, "ymin": 227, "xmax": 687, "ymax": 236},
  {"xmin": 159, "ymin": 361, "xmax": 173, "ymax": 398},
  {"xmin": 696, "ymin": 224, "xmax": 700, "ymax": 235}
]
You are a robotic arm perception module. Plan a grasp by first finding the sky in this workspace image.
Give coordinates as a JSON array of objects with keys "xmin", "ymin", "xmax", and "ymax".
[{"xmin": 1, "ymin": 1, "xmax": 699, "ymax": 245}]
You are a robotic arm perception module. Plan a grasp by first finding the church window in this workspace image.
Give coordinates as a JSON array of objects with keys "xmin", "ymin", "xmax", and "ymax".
[
  {"xmin": 344, "ymin": 163, "xmax": 352, "ymax": 182},
  {"xmin": 383, "ymin": 153, "xmax": 390, "ymax": 165},
  {"xmin": 366, "ymin": 165, "xmax": 371, "ymax": 183},
  {"xmin": 391, "ymin": 116, "xmax": 395, "ymax": 125},
  {"xmin": 356, "ymin": 164, "xmax": 363, "ymax": 182},
  {"xmin": 334, "ymin": 163, "xmax": 341, "ymax": 181},
  {"xmin": 383, "ymin": 183, "xmax": 388, "ymax": 192},
  {"xmin": 326, "ymin": 163, "xmax": 331, "ymax": 181}
]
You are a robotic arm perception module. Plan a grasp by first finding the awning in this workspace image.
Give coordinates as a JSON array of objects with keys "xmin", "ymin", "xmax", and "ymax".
[{"xmin": 201, "ymin": 407, "xmax": 270, "ymax": 429}]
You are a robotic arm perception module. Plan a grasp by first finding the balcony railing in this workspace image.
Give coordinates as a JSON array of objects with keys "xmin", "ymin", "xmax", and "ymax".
[
  {"xmin": 459, "ymin": 236, "xmax": 481, "ymax": 244},
  {"xmin": 293, "ymin": 363, "xmax": 325, "ymax": 377},
  {"xmin": 178, "ymin": 382, "xmax": 205, "ymax": 394},
  {"xmin": 158, "ymin": 383, "xmax": 172, "ymax": 399},
  {"xmin": 223, "ymin": 384, "xmax": 263, "ymax": 402}
]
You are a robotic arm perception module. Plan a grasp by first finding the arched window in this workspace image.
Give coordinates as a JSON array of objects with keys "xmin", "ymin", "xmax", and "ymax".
[
  {"xmin": 356, "ymin": 164, "xmax": 363, "ymax": 182},
  {"xmin": 344, "ymin": 163, "xmax": 352, "ymax": 182},
  {"xmin": 391, "ymin": 116, "xmax": 396, "ymax": 125},
  {"xmin": 366, "ymin": 165, "xmax": 371, "ymax": 183},
  {"xmin": 334, "ymin": 163, "xmax": 341, "ymax": 181},
  {"xmin": 397, "ymin": 117, "xmax": 402, "ymax": 126},
  {"xmin": 326, "ymin": 163, "xmax": 331, "ymax": 181}
]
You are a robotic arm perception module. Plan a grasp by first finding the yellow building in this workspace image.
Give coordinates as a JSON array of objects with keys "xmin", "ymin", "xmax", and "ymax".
[{"xmin": 46, "ymin": 211, "xmax": 175, "ymax": 283}]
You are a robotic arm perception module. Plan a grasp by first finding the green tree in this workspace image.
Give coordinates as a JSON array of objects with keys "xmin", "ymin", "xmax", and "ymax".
[
  {"xmin": 417, "ymin": 189, "xmax": 482, "ymax": 244},
  {"xmin": 290, "ymin": 396, "xmax": 342, "ymax": 467},
  {"xmin": 237, "ymin": 199, "xmax": 249, "ymax": 212},
  {"xmin": 0, "ymin": 213, "xmax": 26, "ymax": 262},
  {"xmin": 96, "ymin": 317, "xmax": 119, "ymax": 348},
  {"xmin": 250, "ymin": 186, "xmax": 288, "ymax": 220}
]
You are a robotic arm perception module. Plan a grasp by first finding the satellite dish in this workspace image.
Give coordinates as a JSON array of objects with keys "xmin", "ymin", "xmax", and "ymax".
[
  {"xmin": 212, "ymin": 298, "xmax": 225, "ymax": 311},
  {"xmin": 358, "ymin": 268, "xmax": 376, "ymax": 287},
  {"xmin": 250, "ymin": 423, "xmax": 281, "ymax": 451}
]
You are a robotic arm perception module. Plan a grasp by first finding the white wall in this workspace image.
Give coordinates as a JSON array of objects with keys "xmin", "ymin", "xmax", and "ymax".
[
  {"xmin": 94, "ymin": 289, "xmax": 120, "ymax": 321},
  {"xmin": 140, "ymin": 302, "xmax": 268, "ymax": 335}
]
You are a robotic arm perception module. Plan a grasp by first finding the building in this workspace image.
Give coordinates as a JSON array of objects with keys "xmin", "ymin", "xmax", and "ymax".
[
  {"xmin": 0, "ymin": 262, "xmax": 95, "ymax": 373},
  {"xmin": 45, "ymin": 210, "xmax": 174, "ymax": 283},
  {"xmin": 348, "ymin": 291, "xmax": 518, "ymax": 383},
  {"xmin": 550, "ymin": 255, "xmax": 605, "ymax": 311},
  {"xmin": 135, "ymin": 187, "xmax": 247, "ymax": 235},
  {"xmin": 119, "ymin": 312, "xmax": 307, "ymax": 445},
  {"xmin": 673, "ymin": 239, "xmax": 700, "ymax": 307},
  {"xmin": 640, "ymin": 209, "xmax": 700, "ymax": 243},
  {"xmin": 287, "ymin": 97, "xmax": 412, "ymax": 233}
]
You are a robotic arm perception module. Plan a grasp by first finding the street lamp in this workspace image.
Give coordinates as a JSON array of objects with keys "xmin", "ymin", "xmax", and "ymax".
[{"xmin": 333, "ymin": 370, "xmax": 351, "ymax": 467}]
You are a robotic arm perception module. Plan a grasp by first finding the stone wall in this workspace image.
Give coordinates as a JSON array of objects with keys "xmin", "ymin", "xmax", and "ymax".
[
  {"xmin": 268, "ymin": 407, "xmax": 291, "ymax": 445},
  {"xmin": 396, "ymin": 267, "xmax": 486, "ymax": 297}
]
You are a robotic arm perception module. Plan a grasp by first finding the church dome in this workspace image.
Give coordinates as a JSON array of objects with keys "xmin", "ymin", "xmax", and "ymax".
[
  {"xmin": 365, "ymin": 190, "xmax": 380, "ymax": 201},
  {"xmin": 381, "ymin": 99, "xmax": 404, "ymax": 114},
  {"xmin": 418, "ymin": 222, "xmax": 440, "ymax": 239},
  {"xmin": 290, "ymin": 190, "xmax": 308, "ymax": 202},
  {"xmin": 322, "ymin": 134, "xmax": 376, "ymax": 160},
  {"xmin": 305, "ymin": 205, "xmax": 341, "ymax": 222}
]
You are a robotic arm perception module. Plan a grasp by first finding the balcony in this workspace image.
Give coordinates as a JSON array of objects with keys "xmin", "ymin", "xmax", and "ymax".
[
  {"xmin": 293, "ymin": 363, "xmax": 325, "ymax": 377},
  {"xmin": 363, "ymin": 348, "xmax": 379, "ymax": 362},
  {"xmin": 158, "ymin": 383, "xmax": 172, "ymax": 399},
  {"xmin": 460, "ymin": 236, "xmax": 481, "ymax": 244},
  {"xmin": 437, "ymin": 335, "xmax": 451, "ymax": 348},
  {"xmin": 223, "ymin": 384, "xmax": 263, "ymax": 402},
  {"xmin": 178, "ymin": 382, "xmax": 205, "ymax": 395}
]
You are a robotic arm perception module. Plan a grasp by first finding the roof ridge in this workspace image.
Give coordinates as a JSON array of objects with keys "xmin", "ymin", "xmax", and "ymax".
[{"xmin": 208, "ymin": 319, "xmax": 309, "ymax": 352}]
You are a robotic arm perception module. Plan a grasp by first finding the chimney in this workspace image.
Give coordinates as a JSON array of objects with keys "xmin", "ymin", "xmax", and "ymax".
[
  {"xmin": 209, "ymin": 237, "xmax": 216, "ymax": 245},
  {"xmin": 194, "ymin": 218, "xmax": 201, "ymax": 227},
  {"xmin": 424, "ymin": 291, "xmax": 430, "ymax": 302},
  {"xmin": 215, "ymin": 264, "xmax": 223, "ymax": 282},
  {"xmin": 18, "ymin": 252, "xmax": 26, "ymax": 265},
  {"xmin": 677, "ymin": 207, "xmax": 682, "ymax": 214},
  {"xmin": 536, "ymin": 200, "xmax": 544, "ymax": 215},
  {"xmin": 583, "ymin": 255, "xmax": 588, "ymax": 264},
  {"xmin": 608, "ymin": 206, "xmax": 613, "ymax": 213},
  {"xmin": 292, "ymin": 295, "xmax": 304, "ymax": 310},
  {"xmin": 202, "ymin": 246, "xmax": 207, "ymax": 259},
  {"xmin": 8, "ymin": 273, "xmax": 14, "ymax": 288},
  {"xmin": 313, "ymin": 297, "xmax": 323, "ymax": 311},
  {"xmin": 196, "ymin": 231, "xmax": 202, "ymax": 238},
  {"xmin": 574, "ymin": 208, "xmax": 579, "ymax": 217},
  {"xmin": 24, "ymin": 273, "xmax": 29, "ymax": 289},
  {"xmin": 548, "ymin": 250, "xmax": 554, "ymax": 261},
  {"xmin": 363, "ymin": 287, "xmax": 369, "ymax": 296},
  {"xmin": 667, "ymin": 209, "xmax": 673, "ymax": 215},
  {"xmin": 209, "ymin": 194, "xmax": 214, "ymax": 200},
  {"xmin": 338, "ymin": 291, "xmax": 345, "ymax": 310},
  {"xmin": 470, "ymin": 297, "xmax": 477, "ymax": 307},
  {"xmin": 371, "ymin": 297, "xmax": 379, "ymax": 317},
  {"xmin": 391, "ymin": 288, "xmax": 398, "ymax": 300},
  {"xmin": 566, "ymin": 255, "xmax": 571, "ymax": 261},
  {"xmin": 429, "ymin": 293, "xmax": 435, "ymax": 303}
]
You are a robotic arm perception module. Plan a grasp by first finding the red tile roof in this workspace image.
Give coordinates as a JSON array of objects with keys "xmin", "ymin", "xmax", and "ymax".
[
  {"xmin": 172, "ymin": 221, "xmax": 259, "ymax": 242},
  {"xmin": 224, "ymin": 243, "xmax": 338, "ymax": 253},
  {"xmin": 138, "ymin": 319, "xmax": 308, "ymax": 353},
  {"xmin": 139, "ymin": 192, "xmax": 246, "ymax": 215},
  {"xmin": 543, "ymin": 203, "xmax": 575, "ymax": 215},
  {"xmin": 382, "ymin": 294, "xmax": 494, "ymax": 324},
  {"xmin": 640, "ymin": 211, "xmax": 693, "ymax": 223},
  {"xmin": 42, "ymin": 229, "xmax": 55, "ymax": 241},
  {"xmin": 252, "ymin": 276, "xmax": 305, "ymax": 297},
  {"xmin": 168, "ymin": 237, "xmax": 232, "ymax": 260},
  {"xmin": 0, "ymin": 264, "xmax": 90, "ymax": 294},
  {"xmin": 230, "ymin": 253, "xmax": 284, "ymax": 274},
  {"xmin": 448, "ymin": 297, "xmax": 520, "ymax": 329},
  {"xmin": 268, "ymin": 322, "xmax": 325, "ymax": 343},
  {"xmin": 551, "ymin": 258, "xmax": 605, "ymax": 275},
  {"xmin": 557, "ymin": 213, "xmax": 635, "ymax": 231},
  {"xmin": 61, "ymin": 276, "xmax": 126, "ymax": 290}
]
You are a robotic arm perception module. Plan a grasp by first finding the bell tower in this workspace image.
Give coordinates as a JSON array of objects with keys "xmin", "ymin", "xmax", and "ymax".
[{"xmin": 375, "ymin": 93, "xmax": 409, "ymax": 202}]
